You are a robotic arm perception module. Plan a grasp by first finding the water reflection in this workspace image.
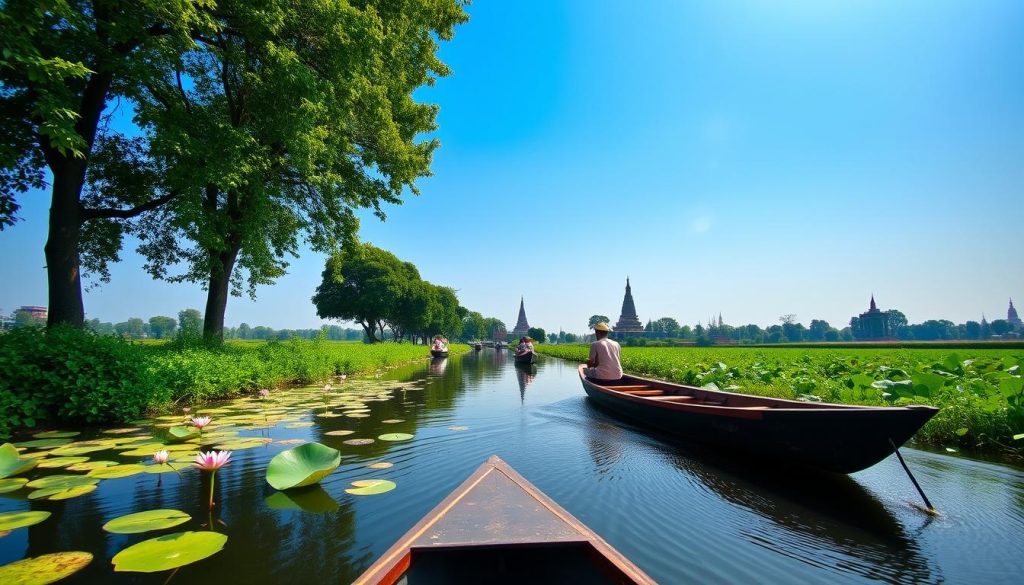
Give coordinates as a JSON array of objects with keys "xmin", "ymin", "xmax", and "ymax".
[{"xmin": 514, "ymin": 363, "xmax": 537, "ymax": 401}]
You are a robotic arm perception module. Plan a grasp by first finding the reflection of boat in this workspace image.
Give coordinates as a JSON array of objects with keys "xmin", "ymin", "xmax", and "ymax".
[
  {"xmin": 578, "ymin": 366, "xmax": 938, "ymax": 474},
  {"xmin": 473, "ymin": 343, "xmax": 482, "ymax": 351},
  {"xmin": 430, "ymin": 349, "xmax": 449, "ymax": 358},
  {"xmin": 353, "ymin": 455, "xmax": 655, "ymax": 585},
  {"xmin": 515, "ymin": 363, "xmax": 537, "ymax": 401},
  {"xmin": 514, "ymin": 351, "xmax": 536, "ymax": 365}
]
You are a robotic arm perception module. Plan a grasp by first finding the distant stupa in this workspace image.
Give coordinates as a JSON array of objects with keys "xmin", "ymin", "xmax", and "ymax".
[
  {"xmin": 1008, "ymin": 299, "xmax": 1021, "ymax": 328},
  {"xmin": 511, "ymin": 297, "xmax": 531, "ymax": 336},
  {"xmin": 614, "ymin": 278, "xmax": 644, "ymax": 333}
]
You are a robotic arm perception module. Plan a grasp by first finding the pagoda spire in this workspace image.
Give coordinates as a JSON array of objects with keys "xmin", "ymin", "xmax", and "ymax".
[
  {"xmin": 511, "ymin": 296, "xmax": 531, "ymax": 336},
  {"xmin": 870, "ymin": 294, "xmax": 877, "ymax": 311},
  {"xmin": 614, "ymin": 277, "xmax": 644, "ymax": 333}
]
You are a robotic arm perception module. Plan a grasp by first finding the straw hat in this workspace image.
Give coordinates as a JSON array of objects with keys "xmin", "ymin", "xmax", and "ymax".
[{"xmin": 594, "ymin": 322, "xmax": 611, "ymax": 332}]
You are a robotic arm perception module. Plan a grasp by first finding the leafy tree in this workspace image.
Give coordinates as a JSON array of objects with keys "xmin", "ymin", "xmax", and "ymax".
[
  {"xmin": 527, "ymin": 327, "xmax": 545, "ymax": 344},
  {"xmin": 824, "ymin": 329, "xmax": 840, "ymax": 342},
  {"xmin": 547, "ymin": 333, "xmax": 558, "ymax": 343},
  {"xmin": 147, "ymin": 315, "xmax": 176, "ymax": 339},
  {"xmin": 236, "ymin": 322, "xmax": 252, "ymax": 340},
  {"xmin": 13, "ymin": 309, "xmax": 44, "ymax": 328},
  {"xmin": 990, "ymin": 319, "xmax": 1011, "ymax": 336},
  {"xmin": 886, "ymin": 310, "xmax": 908, "ymax": 337},
  {"xmin": 782, "ymin": 321, "xmax": 805, "ymax": 342},
  {"xmin": 119, "ymin": 0, "xmax": 469, "ymax": 342},
  {"xmin": 115, "ymin": 318, "xmax": 145, "ymax": 339},
  {"xmin": 422, "ymin": 286, "xmax": 463, "ymax": 342},
  {"xmin": 588, "ymin": 315, "xmax": 610, "ymax": 330},
  {"xmin": 0, "ymin": 1, "xmax": 217, "ymax": 327},
  {"xmin": 178, "ymin": 308, "xmax": 203, "ymax": 340},
  {"xmin": 461, "ymin": 311, "xmax": 487, "ymax": 342},
  {"xmin": 86, "ymin": 318, "xmax": 115, "ymax": 336},
  {"xmin": 313, "ymin": 243, "xmax": 407, "ymax": 343},
  {"xmin": 807, "ymin": 319, "xmax": 831, "ymax": 342},
  {"xmin": 563, "ymin": 332, "xmax": 578, "ymax": 343},
  {"xmin": 483, "ymin": 317, "xmax": 507, "ymax": 341},
  {"xmin": 964, "ymin": 320, "xmax": 981, "ymax": 339}
]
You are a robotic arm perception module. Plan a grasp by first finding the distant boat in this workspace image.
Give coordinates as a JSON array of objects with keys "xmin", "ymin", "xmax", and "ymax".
[
  {"xmin": 578, "ymin": 365, "xmax": 937, "ymax": 474},
  {"xmin": 473, "ymin": 343, "xmax": 482, "ymax": 351},
  {"xmin": 514, "ymin": 351, "xmax": 536, "ymax": 365},
  {"xmin": 352, "ymin": 455, "xmax": 655, "ymax": 585},
  {"xmin": 430, "ymin": 349, "xmax": 449, "ymax": 358}
]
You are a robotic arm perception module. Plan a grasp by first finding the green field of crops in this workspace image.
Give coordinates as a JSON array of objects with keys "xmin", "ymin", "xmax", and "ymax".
[{"xmin": 535, "ymin": 344, "xmax": 1024, "ymax": 454}]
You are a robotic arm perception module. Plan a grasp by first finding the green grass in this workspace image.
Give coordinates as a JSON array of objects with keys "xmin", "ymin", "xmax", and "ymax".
[{"xmin": 536, "ymin": 344, "xmax": 1024, "ymax": 454}]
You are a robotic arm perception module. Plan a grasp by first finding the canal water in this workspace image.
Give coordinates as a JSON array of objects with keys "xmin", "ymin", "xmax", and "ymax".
[{"xmin": 2, "ymin": 350, "xmax": 1023, "ymax": 583}]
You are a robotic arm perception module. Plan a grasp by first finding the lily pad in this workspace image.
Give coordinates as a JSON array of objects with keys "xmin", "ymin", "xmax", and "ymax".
[
  {"xmin": 343, "ymin": 438, "xmax": 374, "ymax": 446},
  {"xmin": 102, "ymin": 427, "xmax": 142, "ymax": 434},
  {"xmin": 32, "ymin": 431, "xmax": 80, "ymax": 439},
  {"xmin": 274, "ymin": 439, "xmax": 305, "ymax": 445},
  {"xmin": 103, "ymin": 509, "xmax": 191, "ymax": 534},
  {"xmin": 28, "ymin": 484, "xmax": 98, "ymax": 501},
  {"xmin": 345, "ymin": 479, "xmax": 397, "ymax": 496},
  {"xmin": 346, "ymin": 413, "xmax": 370, "ymax": 418},
  {"xmin": 378, "ymin": 433, "xmax": 414, "ymax": 442},
  {"xmin": 0, "ymin": 478, "xmax": 29, "ymax": 494},
  {"xmin": 112, "ymin": 531, "xmax": 228, "ymax": 573},
  {"xmin": 26, "ymin": 475, "xmax": 98, "ymax": 490},
  {"xmin": 285, "ymin": 422, "xmax": 314, "ymax": 428},
  {"xmin": 13, "ymin": 438, "xmax": 73, "ymax": 449},
  {"xmin": 49, "ymin": 445, "xmax": 111, "ymax": 456},
  {"xmin": 87, "ymin": 464, "xmax": 148, "ymax": 479},
  {"xmin": 213, "ymin": 438, "xmax": 269, "ymax": 451},
  {"xmin": 37, "ymin": 457, "xmax": 90, "ymax": 469},
  {"xmin": 324, "ymin": 430, "xmax": 354, "ymax": 436},
  {"xmin": 265, "ymin": 442, "xmax": 341, "ymax": 490},
  {"xmin": 0, "ymin": 443, "xmax": 38, "ymax": 478},
  {"xmin": 264, "ymin": 486, "xmax": 339, "ymax": 513},
  {"xmin": 381, "ymin": 419, "xmax": 405, "ymax": 424},
  {"xmin": 164, "ymin": 426, "xmax": 200, "ymax": 443},
  {"xmin": 0, "ymin": 551, "xmax": 92, "ymax": 584},
  {"xmin": 66, "ymin": 461, "xmax": 119, "ymax": 472},
  {"xmin": 367, "ymin": 462, "xmax": 393, "ymax": 469},
  {"xmin": 0, "ymin": 510, "xmax": 51, "ymax": 531}
]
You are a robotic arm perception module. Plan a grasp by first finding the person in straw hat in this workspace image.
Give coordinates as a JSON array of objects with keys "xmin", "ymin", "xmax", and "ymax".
[{"xmin": 585, "ymin": 322, "xmax": 623, "ymax": 381}]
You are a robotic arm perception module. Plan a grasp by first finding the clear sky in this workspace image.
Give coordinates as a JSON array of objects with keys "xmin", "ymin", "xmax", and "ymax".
[{"xmin": 2, "ymin": 0, "xmax": 1023, "ymax": 333}]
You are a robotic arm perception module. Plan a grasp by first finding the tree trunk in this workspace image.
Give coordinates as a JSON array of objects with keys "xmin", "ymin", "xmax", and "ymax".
[
  {"xmin": 44, "ymin": 159, "xmax": 88, "ymax": 328},
  {"xmin": 202, "ymin": 240, "xmax": 241, "ymax": 344}
]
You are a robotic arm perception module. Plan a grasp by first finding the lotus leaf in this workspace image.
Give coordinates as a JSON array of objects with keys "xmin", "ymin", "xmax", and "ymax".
[
  {"xmin": 13, "ymin": 439, "xmax": 73, "ymax": 449},
  {"xmin": 32, "ymin": 431, "xmax": 80, "ymax": 439},
  {"xmin": 324, "ymin": 430, "xmax": 354, "ymax": 436},
  {"xmin": 346, "ymin": 413, "xmax": 370, "ymax": 418},
  {"xmin": 103, "ymin": 509, "xmax": 191, "ymax": 534},
  {"xmin": 345, "ymin": 479, "xmax": 396, "ymax": 496},
  {"xmin": 264, "ymin": 486, "xmax": 340, "ymax": 513},
  {"xmin": 0, "ymin": 551, "xmax": 92, "ymax": 584},
  {"xmin": 37, "ymin": 457, "xmax": 90, "ymax": 469},
  {"xmin": 26, "ymin": 475, "xmax": 98, "ymax": 490},
  {"xmin": 343, "ymin": 438, "xmax": 374, "ymax": 446},
  {"xmin": 381, "ymin": 419, "xmax": 404, "ymax": 424},
  {"xmin": 0, "ymin": 510, "xmax": 51, "ymax": 531},
  {"xmin": 164, "ymin": 426, "xmax": 200, "ymax": 443},
  {"xmin": 144, "ymin": 465, "xmax": 180, "ymax": 474},
  {"xmin": 275, "ymin": 439, "xmax": 305, "ymax": 445},
  {"xmin": 0, "ymin": 477, "xmax": 29, "ymax": 494},
  {"xmin": 213, "ymin": 439, "xmax": 268, "ymax": 451},
  {"xmin": 102, "ymin": 427, "xmax": 142, "ymax": 434},
  {"xmin": 87, "ymin": 464, "xmax": 148, "ymax": 479},
  {"xmin": 367, "ymin": 462, "xmax": 393, "ymax": 469},
  {"xmin": 378, "ymin": 433, "xmax": 414, "ymax": 442},
  {"xmin": 265, "ymin": 442, "xmax": 341, "ymax": 490},
  {"xmin": 48, "ymin": 445, "xmax": 110, "ymax": 456},
  {"xmin": 0, "ymin": 443, "xmax": 38, "ymax": 478},
  {"xmin": 112, "ymin": 531, "xmax": 227, "ymax": 573},
  {"xmin": 66, "ymin": 461, "xmax": 119, "ymax": 472},
  {"xmin": 29, "ymin": 484, "xmax": 97, "ymax": 500}
]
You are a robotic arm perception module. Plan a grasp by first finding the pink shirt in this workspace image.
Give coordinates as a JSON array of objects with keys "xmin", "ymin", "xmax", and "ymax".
[{"xmin": 588, "ymin": 337, "xmax": 623, "ymax": 380}]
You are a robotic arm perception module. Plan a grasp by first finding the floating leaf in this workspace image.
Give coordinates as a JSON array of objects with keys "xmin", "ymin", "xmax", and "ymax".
[
  {"xmin": 0, "ymin": 443, "xmax": 38, "ymax": 478},
  {"xmin": 0, "ymin": 510, "xmax": 51, "ymax": 531},
  {"xmin": 274, "ymin": 439, "xmax": 305, "ymax": 445},
  {"xmin": 66, "ymin": 461, "xmax": 119, "ymax": 472},
  {"xmin": 346, "ymin": 413, "xmax": 370, "ymax": 418},
  {"xmin": 381, "ymin": 419, "xmax": 404, "ymax": 424},
  {"xmin": 32, "ymin": 431, "xmax": 80, "ymax": 439},
  {"xmin": 87, "ymin": 464, "xmax": 148, "ymax": 479},
  {"xmin": 48, "ymin": 445, "xmax": 110, "ymax": 456},
  {"xmin": 367, "ymin": 462, "xmax": 393, "ymax": 469},
  {"xmin": 343, "ymin": 438, "xmax": 374, "ymax": 446},
  {"xmin": 29, "ymin": 484, "xmax": 97, "ymax": 501},
  {"xmin": 265, "ymin": 486, "xmax": 339, "ymax": 513},
  {"xmin": 0, "ymin": 551, "xmax": 92, "ymax": 584},
  {"xmin": 102, "ymin": 427, "xmax": 142, "ymax": 434},
  {"xmin": 164, "ymin": 426, "xmax": 200, "ymax": 443},
  {"xmin": 104, "ymin": 509, "xmax": 191, "ymax": 534},
  {"xmin": 144, "ymin": 465, "xmax": 180, "ymax": 474},
  {"xmin": 213, "ymin": 439, "xmax": 268, "ymax": 451},
  {"xmin": 266, "ymin": 443, "xmax": 341, "ymax": 490},
  {"xmin": 345, "ymin": 479, "xmax": 396, "ymax": 496},
  {"xmin": 13, "ymin": 439, "xmax": 73, "ymax": 449},
  {"xmin": 37, "ymin": 457, "xmax": 90, "ymax": 469},
  {"xmin": 324, "ymin": 430, "xmax": 354, "ymax": 436},
  {"xmin": 378, "ymin": 433, "xmax": 413, "ymax": 442},
  {"xmin": 0, "ymin": 478, "xmax": 29, "ymax": 494},
  {"xmin": 112, "ymin": 531, "xmax": 228, "ymax": 573},
  {"xmin": 26, "ymin": 475, "xmax": 98, "ymax": 490},
  {"xmin": 285, "ymin": 422, "xmax": 314, "ymax": 428}
]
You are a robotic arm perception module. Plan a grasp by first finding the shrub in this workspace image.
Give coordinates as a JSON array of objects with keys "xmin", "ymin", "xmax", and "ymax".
[{"xmin": 0, "ymin": 326, "xmax": 163, "ymax": 437}]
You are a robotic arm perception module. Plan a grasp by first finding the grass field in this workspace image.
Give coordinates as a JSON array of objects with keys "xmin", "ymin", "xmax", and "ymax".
[{"xmin": 535, "ymin": 344, "xmax": 1024, "ymax": 454}]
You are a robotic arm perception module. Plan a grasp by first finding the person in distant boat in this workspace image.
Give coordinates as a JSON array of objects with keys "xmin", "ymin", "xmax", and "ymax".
[
  {"xmin": 431, "ymin": 336, "xmax": 447, "ymax": 351},
  {"xmin": 585, "ymin": 322, "xmax": 623, "ymax": 381},
  {"xmin": 515, "ymin": 336, "xmax": 534, "ymax": 356}
]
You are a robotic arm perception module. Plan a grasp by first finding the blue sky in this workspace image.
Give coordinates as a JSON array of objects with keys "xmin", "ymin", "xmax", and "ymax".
[{"xmin": 2, "ymin": 0, "xmax": 1022, "ymax": 333}]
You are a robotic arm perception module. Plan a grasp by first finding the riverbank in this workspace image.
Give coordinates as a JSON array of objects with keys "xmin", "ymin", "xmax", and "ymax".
[
  {"xmin": 534, "ymin": 344, "xmax": 1024, "ymax": 456},
  {"xmin": 0, "ymin": 326, "xmax": 466, "ymax": 438}
]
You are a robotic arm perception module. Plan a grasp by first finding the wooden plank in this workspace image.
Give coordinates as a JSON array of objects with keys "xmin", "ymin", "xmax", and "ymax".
[
  {"xmin": 621, "ymin": 390, "xmax": 665, "ymax": 396},
  {"xmin": 647, "ymin": 395, "xmax": 694, "ymax": 402}
]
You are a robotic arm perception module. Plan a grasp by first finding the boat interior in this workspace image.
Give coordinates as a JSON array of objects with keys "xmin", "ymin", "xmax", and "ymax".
[{"xmin": 592, "ymin": 377, "xmax": 841, "ymax": 410}]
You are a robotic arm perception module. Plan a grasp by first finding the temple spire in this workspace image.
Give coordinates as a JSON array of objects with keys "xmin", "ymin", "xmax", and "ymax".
[
  {"xmin": 870, "ymin": 294, "xmax": 877, "ymax": 311},
  {"xmin": 511, "ymin": 296, "xmax": 531, "ymax": 336},
  {"xmin": 614, "ymin": 277, "xmax": 644, "ymax": 333}
]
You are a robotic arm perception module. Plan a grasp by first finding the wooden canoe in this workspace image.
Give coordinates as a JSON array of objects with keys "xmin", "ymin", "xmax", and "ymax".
[
  {"xmin": 353, "ymin": 455, "xmax": 655, "ymax": 585},
  {"xmin": 514, "ymin": 351, "xmax": 536, "ymax": 365},
  {"xmin": 430, "ymin": 349, "xmax": 449, "ymax": 358},
  {"xmin": 579, "ymin": 365, "xmax": 938, "ymax": 474}
]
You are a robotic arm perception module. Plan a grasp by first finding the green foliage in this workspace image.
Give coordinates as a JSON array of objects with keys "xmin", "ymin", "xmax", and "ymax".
[
  {"xmin": 535, "ymin": 344, "xmax": 1024, "ymax": 453},
  {"xmin": 0, "ymin": 327, "xmax": 163, "ymax": 437},
  {"xmin": 588, "ymin": 315, "xmax": 610, "ymax": 330},
  {"xmin": 527, "ymin": 327, "xmax": 546, "ymax": 344}
]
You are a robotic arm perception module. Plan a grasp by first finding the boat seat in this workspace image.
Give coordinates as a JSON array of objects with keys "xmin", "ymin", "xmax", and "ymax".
[
  {"xmin": 648, "ymin": 395, "xmax": 695, "ymax": 402},
  {"xmin": 621, "ymin": 389, "xmax": 666, "ymax": 396},
  {"xmin": 608, "ymin": 385, "xmax": 656, "ymax": 391}
]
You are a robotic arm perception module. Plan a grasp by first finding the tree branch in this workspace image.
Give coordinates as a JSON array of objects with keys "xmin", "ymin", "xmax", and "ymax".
[{"xmin": 82, "ymin": 191, "xmax": 178, "ymax": 220}]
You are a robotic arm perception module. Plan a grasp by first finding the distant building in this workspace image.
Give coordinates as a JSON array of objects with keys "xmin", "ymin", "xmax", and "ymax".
[
  {"xmin": 613, "ymin": 277, "xmax": 644, "ymax": 336},
  {"xmin": 1009, "ymin": 299, "xmax": 1021, "ymax": 328},
  {"xmin": 511, "ymin": 297, "xmax": 531, "ymax": 337},
  {"xmin": 19, "ymin": 306, "xmax": 47, "ymax": 320},
  {"xmin": 853, "ymin": 295, "xmax": 891, "ymax": 340}
]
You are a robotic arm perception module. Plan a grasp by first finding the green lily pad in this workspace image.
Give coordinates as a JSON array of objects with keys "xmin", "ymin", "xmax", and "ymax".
[
  {"xmin": 0, "ymin": 477, "xmax": 29, "ymax": 494},
  {"xmin": 87, "ymin": 464, "xmax": 147, "ymax": 479},
  {"xmin": 112, "ymin": 531, "xmax": 227, "ymax": 573},
  {"xmin": 48, "ymin": 445, "xmax": 111, "ymax": 456},
  {"xmin": 32, "ymin": 431, "xmax": 80, "ymax": 439},
  {"xmin": 0, "ymin": 510, "xmax": 51, "ymax": 531},
  {"xmin": 213, "ymin": 439, "xmax": 268, "ymax": 451},
  {"xmin": 264, "ymin": 487, "xmax": 340, "ymax": 513},
  {"xmin": 66, "ymin": 461, "xmax": 119, "ymax": 472},
  {"xmin": 103, "ymin": 509, "xmax": 191, "ymax": 534},
  {"xmin": 345, "ymin": 479, "xmax": 397, "ymax": 496},
  {"xmin": 28, "ymin": 484, "xmax": 97, "ymax": 501},
  {"xmin": 367, "ymin": 462, "xmax": 393, "ymax": 469},
  {"xmin": 37, "ymin": 456, "xmax": 91, "ymax": 469},
  {"xmin": 346, "ymin": 413, "xmax": 370, "ymax": 418},
  {"xmin": 0, "ymin": 443, "xmax": 38, "ymax": 478},
  {"xmin": 378, "ymin": 433, "xmax": 414, "ymax": 442},
  {"xmin": 144, "ymin": 464, "xmax": 180, "ymax": 474},
  {"xmin": 343, "ymin": 438, "xmax": 374, "ymax": 446},
  {"xmin": 324, "ymin": 430, "xmax": 354, "ymax": 436},
  {"xmin": 382, "ymin": 419, "xmax": 404, "ymax": 424},
  {"xmin": 13, "ymin": 438, "xmax": 73, "ymax": 449},
  {"xmin": 102, "ymin": 427, "xmax": 142, "ymax": 434},
  {"xmin": 0, "ymin": 551, "xmax": 92, "ymax": 584},
  {"xmin": 164, "ymin": 426, "xmax": 200, "ymax": 443},
  {"xmin": 265, "ymin": 442, "xmax": 341, "ymax": 490},
  {"xmin": 26, "ymin": 475, "xmax": 98, "ymax": 490}
]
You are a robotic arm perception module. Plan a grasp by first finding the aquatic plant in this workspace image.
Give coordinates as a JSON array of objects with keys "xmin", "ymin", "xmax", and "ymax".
[
  {"xmin": 265, "ymin": 442, "xmax": 340, "ymax": 490},
  {"xmin": 193, "ymin": 450, "xmax": 231, "ymax": 508},
  {"xmin": 112, "ymin": 531, "xmax": 227, "ymax": 573},
  {"xmin": 0, "ymin": 443, "xmax": 37, "ymax": 478},
  {"xmin": 190, "ymin": 416, "xmax": 212, "ymax": 440}
]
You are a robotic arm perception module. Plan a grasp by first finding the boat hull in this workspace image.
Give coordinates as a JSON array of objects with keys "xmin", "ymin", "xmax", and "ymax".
[
  {"xmin": 430, "ymin": 350, "xmax": 449, "ymax": 358},
  {"xmin": 579, "ymin": 366, "xmax": 937, "ymax": 474},
  {"xmin": 514, "ymin": 351, "xmax": 536, "ymax": 365}
]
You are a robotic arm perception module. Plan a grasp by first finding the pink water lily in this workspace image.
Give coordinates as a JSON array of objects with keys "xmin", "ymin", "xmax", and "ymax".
[
  {"xmin": 258, "ymin": 388, "xmax": 270, "ymax": 398},
  {"xmin": 152, "ymin": 450, "xmax": 170, "ymax": 465},
  {"xmin": 194, "ymin": 450, "xmax": 232, "ymax": 509},
  {"xmin": 323, "ymin": 383, "xmax": 333, "ymax": 392},
  {"xmin": 190, "ymin": 416, "xmax": 211, "ymax": 429},
  {"xmin": 182, "ymin": 406, "xmax": 191, "ymax": 414}
]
